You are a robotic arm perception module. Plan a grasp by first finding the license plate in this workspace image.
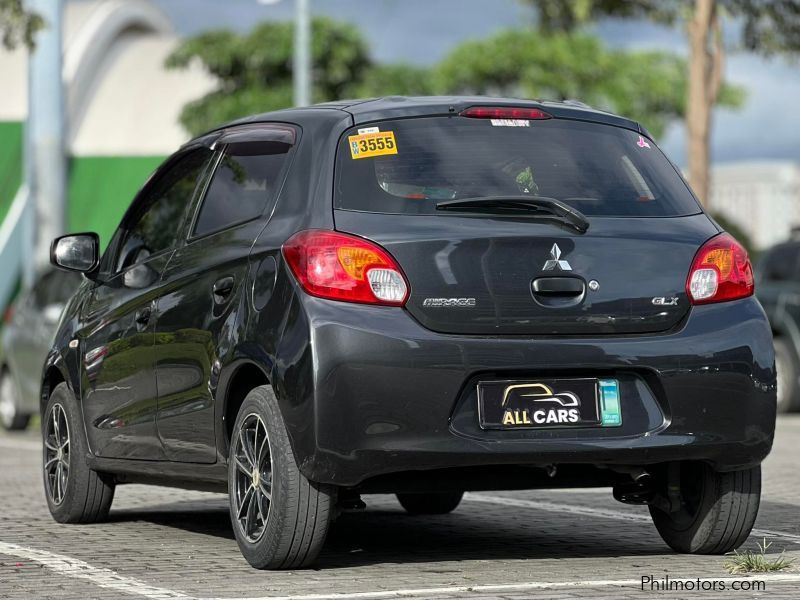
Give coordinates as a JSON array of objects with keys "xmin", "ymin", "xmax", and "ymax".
[{"xmin": 477, "ymin": 378, "xmax": 621, "ymax": 429}]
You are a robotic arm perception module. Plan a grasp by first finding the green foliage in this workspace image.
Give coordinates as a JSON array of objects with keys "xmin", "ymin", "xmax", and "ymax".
[
  {"xmin": 521, "ymin": 0, "xmax": 800, "ymax": 56},
  {"xmin": 170, "ymin": 11, "xmax": 738, "ymax": 139},
  {"xmin": 520, "ymin": 0, "xmax": 681, "ymax": 32},
  {"xmin": 0, "ymin": 0, "xmax": 43, "ymax": 50},
  {"xmin": 168, "ymin": 18, "xmax": 371, "ymax": 134},
  {"xmin": 435, "ymin": 29, "xmax": 741, "ymax": 138},
  {"xmin": 346, "ymin": 63, "xmax": 436, "ymax": 98}
]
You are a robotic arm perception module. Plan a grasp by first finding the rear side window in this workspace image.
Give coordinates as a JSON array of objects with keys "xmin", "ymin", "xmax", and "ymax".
[
  {"xmin": 192, "ymin": 140, "xmax": 292, "ymax": 237},
  {"xmin": 335, "ymin": 116, "xmax": 700, "ymax": 217}
]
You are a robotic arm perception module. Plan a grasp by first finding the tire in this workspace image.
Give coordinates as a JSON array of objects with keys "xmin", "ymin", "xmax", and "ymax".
[
  {"xmin": 43, "ymin": 383, "xmax": 115, "ymax": 523},
  {"xmin": 228, "ymin": 385, "xmax": 336, "ymax": 569},
  {"xmin": 397, "ymin": 491, "xmax": 464, "ymax": 515},
  {"xmin": 0, "ymin": 368, "xmax": 30, "ymax": 431},
  {"xmin": 649, "ymin": 462, "xmax": 760, "ymax": 555},
  {"xmin": 774, "ymin": 337, "xmax": 798, "ymax": 413}
]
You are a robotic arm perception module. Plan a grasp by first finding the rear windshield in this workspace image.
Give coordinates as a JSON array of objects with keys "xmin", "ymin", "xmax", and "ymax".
[{"xmin": 334, "ymin": 116, "xmax": 700, "ymax": 217}]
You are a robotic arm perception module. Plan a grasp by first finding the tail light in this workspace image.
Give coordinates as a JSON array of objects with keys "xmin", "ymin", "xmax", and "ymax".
[
  {"xmin": 282, "ymin": 230, "xmax": 409, "ymax": 306},
  {"xmin": 686, "ymin": 233, "xmax": 754, "ymax": 305},
  {"xmin": 2, "ymin": 305, "xmax": 13, "ymax": 325},
  {"xmin": 460, "ymin": 106, "xmax": 552, "ymax": 120}
]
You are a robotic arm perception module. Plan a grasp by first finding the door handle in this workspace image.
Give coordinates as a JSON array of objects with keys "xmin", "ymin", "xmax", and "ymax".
[{"xmin": 212, "ymin": 277, "xmax": 235, "ymax": 303}]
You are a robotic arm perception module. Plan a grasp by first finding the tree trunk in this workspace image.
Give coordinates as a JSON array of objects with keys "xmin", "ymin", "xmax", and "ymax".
[{"xmin": 686, "ymin": 0, "xmax": 724, "ymax": 205}]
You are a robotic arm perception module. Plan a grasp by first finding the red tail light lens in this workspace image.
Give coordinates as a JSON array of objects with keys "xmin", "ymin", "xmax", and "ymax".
[
  {"xmin": 460, "ymin": 106, "xmax": 552, "ymax": 120},
  {"xmin": 2, "ymin": 305, "xmax": 13, "ymax": 325},
  {"xmin": 686, "ymin": 233, "xmax": 754, "ymax": 305},
  {"xmin": 282, "ymin": 230, "xmax": 409, "ymax": 306}
]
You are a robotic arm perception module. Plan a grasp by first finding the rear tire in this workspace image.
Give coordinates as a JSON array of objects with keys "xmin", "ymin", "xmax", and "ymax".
[
  {"xmin": 774, "ymin": 337, "xmax": 798, "ymax": 413},
  {"xmin": 649, "ymin": 462, "xmax": 760, "ymax": 554},
  {"xmin": 0, "ymin": 369, "xmax": 30, "ymax": 431},
  {"xmin": 228, "ymin": 385, "xmax": 336, "ymax": 569},
  {"xmin": 397, "ymin": 491, "xmax": 464, "ymax": 515},
  {"xmin": 43, "ymin": 383, "xmax": 115, "ymax": 523}
]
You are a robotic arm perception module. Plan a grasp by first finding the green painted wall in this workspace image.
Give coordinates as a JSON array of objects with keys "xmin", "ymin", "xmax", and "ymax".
[
  {"xmin": 0, "ymin": 123, "xmax": 165, "ymax": 250},
  {"xmin": 0, "ymin": 121, "xmax": 24, "ymax": 225},
  {"xmin": 68, "ymin": 156, "xmax": 164, "ymax": 249}
]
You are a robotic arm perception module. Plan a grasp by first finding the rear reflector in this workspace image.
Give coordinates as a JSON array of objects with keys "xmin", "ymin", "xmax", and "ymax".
[
  {"xmin": 282, "ymin": 230, "xmax": 409, "ymax": 306},
  {"xmin": 460, "ymin": 106, "xmax": 552, "ymax": 120},
  {"xmin": 686, "ymin": 233, "xmax": 754, "ymax": 305}
]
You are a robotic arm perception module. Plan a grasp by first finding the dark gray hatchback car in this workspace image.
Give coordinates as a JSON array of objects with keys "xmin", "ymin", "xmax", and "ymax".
[{"xmin": 44, "ymin": 97, "xmax": 775, "ymax": 569}]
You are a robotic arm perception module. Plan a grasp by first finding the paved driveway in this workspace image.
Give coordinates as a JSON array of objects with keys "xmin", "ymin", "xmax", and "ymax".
[{"xmin": 1, "ymin": 418, "xmax": 799, "ymax": 599}]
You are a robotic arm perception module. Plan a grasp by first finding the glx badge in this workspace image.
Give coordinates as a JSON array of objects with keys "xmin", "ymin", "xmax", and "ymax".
[
  {"xmin": 542, "ymin": 243, "xmax": 572, "ymax": 271},
  {"xmin": 652, "ymin": 297, "xmax": 679, "ymax": 306}
]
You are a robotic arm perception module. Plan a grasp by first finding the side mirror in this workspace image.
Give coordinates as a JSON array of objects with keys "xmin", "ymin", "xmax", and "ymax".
[{"xmin": 50, "ymin": 233, "xmax": 100, "ymax": 274}]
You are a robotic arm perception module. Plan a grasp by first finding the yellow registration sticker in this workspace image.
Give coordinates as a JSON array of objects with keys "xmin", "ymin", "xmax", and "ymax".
[{"xmin": 348, "ymin": 131, "xmax": 398, "ymax": 159}]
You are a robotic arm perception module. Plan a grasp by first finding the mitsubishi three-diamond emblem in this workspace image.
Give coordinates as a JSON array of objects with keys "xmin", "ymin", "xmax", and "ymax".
[{"xmin": 542, "ymin": 243, "xmax": 572, "ymax": 271}]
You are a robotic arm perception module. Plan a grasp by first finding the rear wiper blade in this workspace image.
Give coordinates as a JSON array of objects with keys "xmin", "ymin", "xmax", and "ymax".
[{"xmin": 435, "ymin": 195, "xmax": 590, "ymax": 233}]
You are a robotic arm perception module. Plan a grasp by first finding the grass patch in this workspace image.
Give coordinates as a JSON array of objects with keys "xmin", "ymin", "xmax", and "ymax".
[{"xmin": 724, "ymin": 539, "xmax": 795, "ymax": 574}]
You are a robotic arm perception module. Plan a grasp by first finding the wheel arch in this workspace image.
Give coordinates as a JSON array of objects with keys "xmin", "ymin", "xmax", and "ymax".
[
  {"xmin": 40, "ymin": 364, "xmax": 68, "ymax": 416},
  {"xmin": 217, "ymin": 359, "xmax": 270, "ymax": 455}
]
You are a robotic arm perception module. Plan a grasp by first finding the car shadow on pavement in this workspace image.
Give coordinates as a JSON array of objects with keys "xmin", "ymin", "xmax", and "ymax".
[{"xmin": 107, "ymin": 499, "xmax": 676, "ymax": 568}]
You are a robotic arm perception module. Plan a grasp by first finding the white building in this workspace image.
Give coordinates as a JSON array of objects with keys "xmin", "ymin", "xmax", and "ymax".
[
  {"xmin": 708, "ymin": 161, "xmax": 800, "ymax": 250},
  {"xmin": 0, "ymin": 0, "xmax": 217, "ymax": 308}
]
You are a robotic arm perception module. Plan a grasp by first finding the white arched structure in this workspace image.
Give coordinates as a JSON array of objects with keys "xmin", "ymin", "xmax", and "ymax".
[
  {"xmin": 63, "ymin": 0, "xmax": 173, "ymax": 134},
  {"xmin": 0, "ymin": 0, "xmax": 216, "ymax": 155}
]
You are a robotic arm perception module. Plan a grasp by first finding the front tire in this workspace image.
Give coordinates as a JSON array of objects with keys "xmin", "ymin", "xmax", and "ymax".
[
  {"xmin": 228, "ymin": 385, "xmax": 336, "ymax": 569},
  {"xmin": 43, "ymin": 383, "xmax": 115, "ymax": 523},
  {"xmin": 0, "ymin": 369, "xmax": 30, "ymax": 431},
  {"xmin": 649, "ymin": 462, "xmax": 760, "ymax": 554},
  {"xmin": 397, "ymin": 491, "xmax": 464, "ymax": 515}
]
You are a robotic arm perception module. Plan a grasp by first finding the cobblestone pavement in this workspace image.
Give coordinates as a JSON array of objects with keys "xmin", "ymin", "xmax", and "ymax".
[{"xmin": 1, "ymin": 418, "xmax": 798, "ymax": 600}]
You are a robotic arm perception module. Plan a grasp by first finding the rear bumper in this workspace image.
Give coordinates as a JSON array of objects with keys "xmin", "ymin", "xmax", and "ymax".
[{"xmin": 276, "ymin": 295, "xmax": 776, "ymax": 487}]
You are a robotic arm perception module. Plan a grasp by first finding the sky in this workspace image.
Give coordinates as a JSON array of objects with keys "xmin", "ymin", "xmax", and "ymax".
[{"xmin": 152, "ymin": 0, "xmax": 800, "ymax": 167}]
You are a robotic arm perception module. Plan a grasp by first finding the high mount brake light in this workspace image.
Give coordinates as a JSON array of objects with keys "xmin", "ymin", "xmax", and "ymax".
[
  {"xmin": 282, "ymin": 230, "xmax": 409, "ymax": 306},
  {"xmin": 460, "ymin": 106, "xmax": 552, "ymax": 120},
  {"xmin": 686, "ymin": 233, "xmax": 754, "ymax": 305}
]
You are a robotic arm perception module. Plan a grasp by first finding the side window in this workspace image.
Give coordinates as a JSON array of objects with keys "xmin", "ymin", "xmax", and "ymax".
[
  {"xmin": 192, "ymin": 139, "xmax": 292, "ymax": 238},
  {"xmin": 117, "ymin": 149, "xmax": 211, "ymax": 272}
]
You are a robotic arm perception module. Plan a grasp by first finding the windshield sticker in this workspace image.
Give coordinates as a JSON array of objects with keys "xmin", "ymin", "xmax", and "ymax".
[
  {"xmin": 357, "ymin": 126, "xmax": 380, "ymax": 135},
  {"xmin": 490, "ymin": 119, "xmax": 530, "ymax": 127},
  {"xmin": 636, "ymin": 135, "xmax": 651, "ymax": 149},
  {"xmin": 349, "ymin": 131, "xmax": 398, "ymax": 159}
]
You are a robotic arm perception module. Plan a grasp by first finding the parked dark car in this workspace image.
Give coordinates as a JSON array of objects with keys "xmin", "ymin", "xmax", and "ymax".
[
  {"xmin": 0, "ymin": 269, "xmax": 82, "ymax": 430},
  {"xmin": 43, "ymin": 97, "xmax": 776, "ymax": 569},
  {"xmin": 756, "ymin": 236, "xmax": 800, "ymax": 413}
]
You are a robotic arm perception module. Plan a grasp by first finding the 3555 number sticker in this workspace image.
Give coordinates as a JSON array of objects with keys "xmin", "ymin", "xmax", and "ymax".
[{"xmin": 348, "ymin": 131, "xmax": 398, "ymax": 159}]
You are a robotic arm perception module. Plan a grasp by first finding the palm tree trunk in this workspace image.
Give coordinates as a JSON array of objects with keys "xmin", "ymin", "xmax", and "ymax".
[{"xmin": 686, "ymin": 0, "xmax": 724, "ymax": 205}]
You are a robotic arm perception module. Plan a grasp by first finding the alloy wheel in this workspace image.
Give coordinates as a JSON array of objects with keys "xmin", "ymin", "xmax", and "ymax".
[
  {"xmin": 44, "ymin": 403, "xmax": 70, "ymax": 505},
  {"xmin": 232, "ymin": 413, "xmax": 273, "ymax": 543}
]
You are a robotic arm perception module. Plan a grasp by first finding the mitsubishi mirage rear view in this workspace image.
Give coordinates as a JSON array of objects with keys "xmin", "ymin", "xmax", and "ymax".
[{"xmin": 44, "ymin": 97, "xmax": 776, "ymax": 569}]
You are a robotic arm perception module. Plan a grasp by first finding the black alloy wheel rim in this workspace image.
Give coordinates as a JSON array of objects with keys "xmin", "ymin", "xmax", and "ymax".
[
  {"xmin": 232, "ymin": 413, "xmax": 273, "ymax": 543},
  {"xmin": 44, "ymin": 403, "xmax": 70, "ymax": 505}
]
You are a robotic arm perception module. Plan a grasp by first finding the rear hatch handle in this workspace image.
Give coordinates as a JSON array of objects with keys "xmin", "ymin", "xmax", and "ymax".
[
  {"xmin": 435, "ymin": 195, "xmax": 590, "ymax": 233},
  {"xmin": 531, "ymin": 276, "xmax": 586, "ymax": 308}
]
